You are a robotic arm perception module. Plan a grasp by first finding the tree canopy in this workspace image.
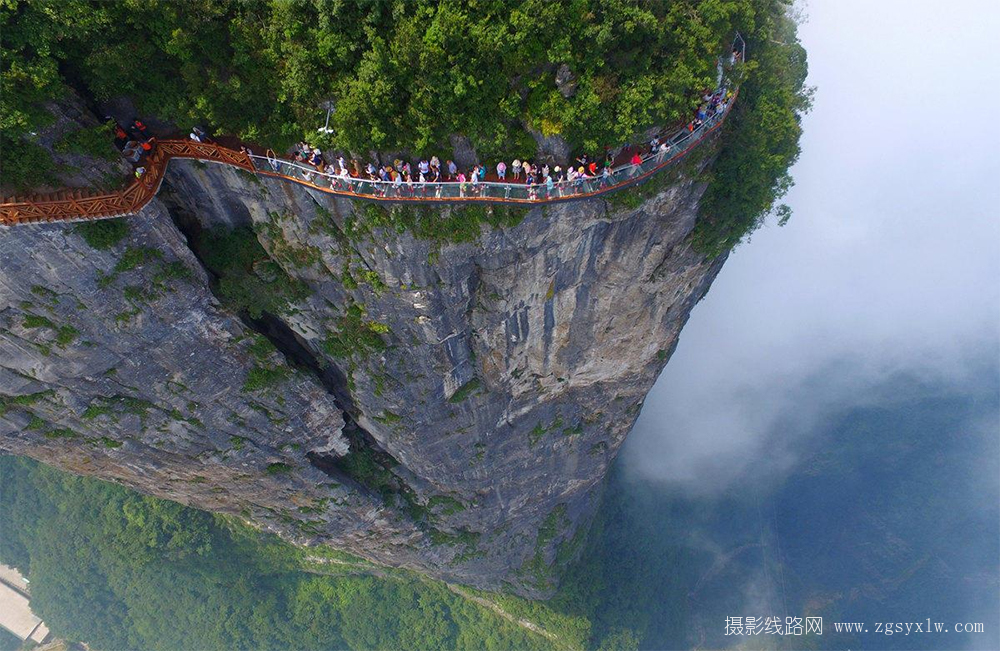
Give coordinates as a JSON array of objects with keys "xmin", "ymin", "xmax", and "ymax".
[
  {"xmin": 3, "ymin": 0, "xmax": 773, "ymax": 159},
  {"xmin": 0, "ymin": 455, "xmax": 579, "ymax": 651}
]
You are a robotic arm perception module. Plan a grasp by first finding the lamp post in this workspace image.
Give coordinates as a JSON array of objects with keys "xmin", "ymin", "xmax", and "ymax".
[{"xmin": 318, "ymin": 100, "xmax": 336, "ymax": 134}]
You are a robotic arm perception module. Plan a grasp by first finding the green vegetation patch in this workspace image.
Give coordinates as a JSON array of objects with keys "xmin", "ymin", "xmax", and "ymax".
[
  {"xmin": 247, "ymin": 334, "xmax": 277, "ymax": 361},
  {"xmin": 448, "ymin": 377, "xmax": 482, "ymax": 404},
  {"xmin": 55, "ymin": 324, "xmax": 79, "ymax": 346},
  {"xmin": 520, "ymin": 504, "xmax": 570, "ymax": 589},
  {"xmin": 265, "ymin": 462, "xmax": 293, "ymax": 475},
  {"xmin": 194, "ymin": 226, "xmax": 310, "ymax": 319},
  {"xmin": 76, "ymin": 219, "xmax": 129, "ymax": 250},
  {"xmin": 373, "ymin": 410, "xmax": 402, "ymax": 425},
  {"xmin": 427, "ymin": 495, "xmax": 466, "ymax": 517},
  {"xmin": 334, "ymin": 445, "xmax": 398, "ymax": 502},
  {"xmin": 1, "ymin": 135, "xmax": 57, "ymax": 192},
  {"xmin": 321, "ymin": 303, "xmax": 388, "ymax": 360},
  {"xmin": 529, "ymin": 422, "xmax": 548, "ymax": 447},
  {"xmin": 78, "ymin": 394, "xmax": 154, "ymax": 423},
  {"xmin": 693, "ymin": 12, "xmax": 812, "ymax": 257},
  {"xmin": 22, "ymin": 313, "xmax": 55, "ymax": 329},
  {"xmin": 350, "ymin": 203, "xmax": 528, "ymax": 245},
  {"xmin": 242, "ymin": 365, "xmax": 289, "ymax": 393},
  {"xmin": 21, "ymin": 314, "xmax": 79, "ymax": 348},
  {"xmin": 114, "ymin": 246, "xmax": 163, "ymax": 273},
  {"xmin": 54, "ymin": 122, "xmax": 119, "ymax": 160},
  {"xmin": 0, "ymin": 390, "xmax": 55, "ymax": 417},
  {"xmin": 30, "ymin": 284, "xmax": 59, "ymax": 299},
  {"xmin": 43, "ymin": 427, "xmax": 77, "ymax": 439}
]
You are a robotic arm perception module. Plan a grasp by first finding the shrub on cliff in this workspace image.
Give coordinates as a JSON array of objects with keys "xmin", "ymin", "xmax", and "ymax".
[{"xmin": 693, "ymin": 3, "xmax": 812, "ymax": 257}]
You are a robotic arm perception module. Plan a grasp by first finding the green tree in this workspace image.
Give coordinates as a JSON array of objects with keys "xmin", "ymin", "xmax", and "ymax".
[{"xmin": 693, "ymin": 0, "xmax": 812, "ymax": 256}]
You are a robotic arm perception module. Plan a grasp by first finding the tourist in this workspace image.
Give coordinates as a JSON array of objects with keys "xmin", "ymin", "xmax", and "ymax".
[
  {"xmin": 512, "ymin": 159, "xmax": 522, "ymax": 181},
  {"xmin": 497, "ymin": 160, "xmax": 507, "ymax": 181},
  {"xmin": 430, "ymin": 155, "xmax": 441, "ymax": 176},
  {"xmin": 111, "ymin": 120, "xmax": 129, "ymax": 148},
  {"xmin": 629, "ymin": 151, "xmax": 643, "ymax": 178},
  {"xmin": 657, "ymin": 140, "xmax": 671, "ymax": 161},
  {"xmin": 545, "ymin": 173, "xmax": 554, "ymax": 198},
  {"xmin": 129, "ymin": 118, "xmax": 148, "ymax": 141},
  {"xmin": 447, "ymin": 159, "xmax": 457, "ymax": 180},
  {"xmin": 121, "ymin": 141, "xmax": 142, "ymax": 163},
  {"xmin": 266, "ymin": 149, "xmax": 281, "ymax": 173}
]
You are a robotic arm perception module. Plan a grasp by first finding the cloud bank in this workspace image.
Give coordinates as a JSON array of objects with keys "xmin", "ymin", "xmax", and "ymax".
[{"xmin": 622, "ymin": 0, "xmax": 1000, "ymax": 493}]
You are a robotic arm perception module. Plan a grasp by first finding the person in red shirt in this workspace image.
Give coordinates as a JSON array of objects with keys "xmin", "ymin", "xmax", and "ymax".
[{"xmin": 630, "ymin": 151, "xmax": 644, "ymax": 177}]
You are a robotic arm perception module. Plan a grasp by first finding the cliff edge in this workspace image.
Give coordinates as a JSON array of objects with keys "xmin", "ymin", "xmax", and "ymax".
[{"xmin": 1, "ymin": 130, "xmax": 724, "ymax": 596}]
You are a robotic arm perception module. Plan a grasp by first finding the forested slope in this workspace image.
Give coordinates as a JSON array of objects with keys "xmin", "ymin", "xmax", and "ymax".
[{"xmin": 0, "ymin": 455, "xmax": 585, "ymax": 651}]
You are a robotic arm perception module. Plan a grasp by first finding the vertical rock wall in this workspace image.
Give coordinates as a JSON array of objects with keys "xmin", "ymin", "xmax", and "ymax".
[{"xmin": 1, "ymin": 142, "xmax": 725, "ymax": 595}]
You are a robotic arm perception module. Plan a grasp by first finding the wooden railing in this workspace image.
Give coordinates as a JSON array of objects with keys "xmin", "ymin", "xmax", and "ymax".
[{"xmin": 0, "ymin": 141, "xmax": 254, "ymax": 227}]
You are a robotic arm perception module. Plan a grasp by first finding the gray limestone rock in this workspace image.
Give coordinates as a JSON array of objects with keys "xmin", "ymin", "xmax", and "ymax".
[{"xmin": 1, "ymin": 133, "xmax": 726, "ymax": 597}]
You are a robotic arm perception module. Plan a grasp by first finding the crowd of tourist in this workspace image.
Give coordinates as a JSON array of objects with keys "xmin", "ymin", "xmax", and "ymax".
[
  {"xmin": 110, "ymin": 79, "xmax": 731, "ymax": 199},
  {"xmin": 248, "ymin": 86, "xmax": 732, "ymax": 199}
]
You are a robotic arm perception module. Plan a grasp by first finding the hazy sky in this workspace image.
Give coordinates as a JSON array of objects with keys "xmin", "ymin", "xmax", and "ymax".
[{"xmin": 623, "ymin": 0, "xmax": 1000, "ymax": 490}]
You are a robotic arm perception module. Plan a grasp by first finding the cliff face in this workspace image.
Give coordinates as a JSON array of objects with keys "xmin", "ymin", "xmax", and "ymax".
[{"xmin": 0, "ymin": 145, "xmax": 725, "ymax": 595}]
